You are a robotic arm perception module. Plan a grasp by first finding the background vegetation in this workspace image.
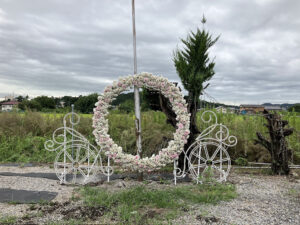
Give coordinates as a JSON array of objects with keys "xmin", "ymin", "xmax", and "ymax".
[{"xmin": 0, "ymin": 110, "xmax": 299, "ymax": 164}]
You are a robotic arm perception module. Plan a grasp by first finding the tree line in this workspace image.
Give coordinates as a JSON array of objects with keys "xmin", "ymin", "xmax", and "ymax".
[{"xmin": 13, "ymin": 92, "xmax": 160, "ymax": 114}]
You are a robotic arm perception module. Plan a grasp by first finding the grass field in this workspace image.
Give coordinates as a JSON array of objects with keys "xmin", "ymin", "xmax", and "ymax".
[
  {"xmin": 0, "ymin": 110, "xmax": 299, "ymax": 164},
  {"xmin": 79, "ymin": 183, "xmax": 236, "ymax": 224}
]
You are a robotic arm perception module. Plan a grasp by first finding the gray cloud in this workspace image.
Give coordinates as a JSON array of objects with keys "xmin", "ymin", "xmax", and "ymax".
[{"xmin": 0, "ymin": 0, "xmax": 299, "ymax": 104}]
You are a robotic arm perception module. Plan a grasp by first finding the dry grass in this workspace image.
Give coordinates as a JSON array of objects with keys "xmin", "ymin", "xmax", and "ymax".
[{"xmin": 0, "ymin": 110, "xmax": 299, "ymax": 163}]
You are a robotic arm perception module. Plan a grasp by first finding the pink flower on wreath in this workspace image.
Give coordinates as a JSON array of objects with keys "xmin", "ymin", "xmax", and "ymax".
[
  {"xmin": 118, "ymin": 82, "xmax": 122, "ymax": 87},
  {"xmin": 171, "ymin": 154, "xmax": 178, "ymax": 159},
  {"xmin": 104, "ymin": 98, "xmax": 110, "ymax": 103},
  {"xmin": 178, "ymin": 123, "xmax": 184, "ymax": 129},
  {"xmin": 135, "ymin": 155, "xmax": 140, "ymax": 160}
]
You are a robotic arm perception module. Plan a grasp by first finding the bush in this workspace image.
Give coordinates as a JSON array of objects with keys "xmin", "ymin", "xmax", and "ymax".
[{"xmin": 234, "ymin": 157, "xmax": 248, "ymax": 166}]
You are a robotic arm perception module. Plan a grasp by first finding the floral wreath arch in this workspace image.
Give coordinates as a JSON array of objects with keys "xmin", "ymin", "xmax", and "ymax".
[{"xmin": 93, "ymin": 73, "xmax": 190, "ymax": 172}]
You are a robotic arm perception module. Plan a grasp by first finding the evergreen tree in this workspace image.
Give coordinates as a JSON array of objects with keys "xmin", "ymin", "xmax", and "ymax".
[{"xmin": 173, "ymin": 17, "xmax": 219, "ymax": 168}]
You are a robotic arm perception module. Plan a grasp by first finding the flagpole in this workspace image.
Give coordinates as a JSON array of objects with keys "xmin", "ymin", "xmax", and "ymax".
[{"xmin": 132, "ymin": 0, "xmax": 142, "ymax": 180}]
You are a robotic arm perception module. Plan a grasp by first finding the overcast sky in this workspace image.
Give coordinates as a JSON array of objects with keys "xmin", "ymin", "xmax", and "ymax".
[{"xmin": 0, "ymin": 0, "xmax": 299, "ymax": 105}]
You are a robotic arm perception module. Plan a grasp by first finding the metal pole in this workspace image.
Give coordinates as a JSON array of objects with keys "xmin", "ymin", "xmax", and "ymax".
[
  {"xmin": 107, "ymin": 157, "xmax": 110, "ymax": 182},
  {"xmin": 173, "ymin": 160, "xmax": 177, "ymax": 185},
  {"xmin": 71, "ymin": 104, "xmax": 74, "ymax": 162},
  {"xmin": 220, "ymin": 124, "xmax": 223, "ymax": 181},
  {"xmin": 132, "ymin": 1, "xmax": 142, "ymax": 158},
  {"xmin": 132, "ymin": 0, "xmax": 142, "ymax": 181}
]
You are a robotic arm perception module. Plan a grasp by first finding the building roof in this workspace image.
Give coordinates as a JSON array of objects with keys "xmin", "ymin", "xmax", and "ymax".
[
  {"xmin": 1, "ymin": 101, "xmax": 19, "ymax": 105},
  {"xmin": 240, "ymin": 104, "xmax": 264, "ymax": 108},
  {"xmin": 265, "ymin": 105, "xmax": 282, "ymax": 110}
]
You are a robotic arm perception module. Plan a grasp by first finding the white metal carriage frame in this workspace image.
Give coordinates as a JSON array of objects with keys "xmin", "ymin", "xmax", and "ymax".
[
  {"xmin": 44, "ymin": 106, "xmax": 113, "ymax": 184},
  {"xmin": 173, "ymin": 110, "xmax": 237, "ymax": 185},
  {"xmin": 45, "ymin": 109, "xmax": 237, "ymax": 185}
]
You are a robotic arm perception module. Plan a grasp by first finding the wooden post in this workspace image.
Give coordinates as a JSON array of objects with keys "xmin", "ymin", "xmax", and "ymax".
[{"xmin": 132, "ymin": 0, "xmax": 143, "ymax": 181}]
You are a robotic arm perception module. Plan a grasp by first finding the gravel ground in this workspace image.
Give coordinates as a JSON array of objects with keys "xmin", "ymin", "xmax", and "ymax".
[
  {"xmin": 173, "ymin": 172, "xmax": 300, "ymax": 225},
  {"xmin": 0, "ymin": 166, "xmax": 74, "ymax": 218},
  {"xmin": 0, "ymin": 165, "xmax": 299, "ymax": 224}
]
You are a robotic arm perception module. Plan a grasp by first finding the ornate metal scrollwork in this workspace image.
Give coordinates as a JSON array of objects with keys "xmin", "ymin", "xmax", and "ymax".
[
  {"xmin": 174, "ymin": 110, "xmax": 237, "ymax": 184},
  {"xmin": 45, "ymin": 111, "xmax": 113, "ymax": 184}
]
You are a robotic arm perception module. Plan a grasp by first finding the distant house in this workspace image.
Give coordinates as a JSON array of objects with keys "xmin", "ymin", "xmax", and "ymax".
[
  {"xmin": 227, "ymin": 107, "xmax": 238, "ymax": 114},
  {"xmin": 1, "ymin": 101, "xmax": 19, "ymax": 112},
  {"xmin": 59, "ymin": 101, "xmax": 65, "ymax": 108},
  {"xmin": 240, "ymin": 104, "xmax": 265, "ymax": 114},
  {"xmin": 264, "ymin": 105, "xmax": 285, "ymax": 111},
  {"xmin": 215, "ymin": 106, "xmax": 227, "ymax": 113},
  {"xmin": 4, "ymin": 95, "xmax": 15, "ymax": 101}
]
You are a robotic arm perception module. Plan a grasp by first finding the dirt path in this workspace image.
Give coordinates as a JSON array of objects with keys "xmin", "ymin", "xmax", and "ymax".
[{"xmin": 0, "ymin": 166, "xmax": 299, "ymax": 224}]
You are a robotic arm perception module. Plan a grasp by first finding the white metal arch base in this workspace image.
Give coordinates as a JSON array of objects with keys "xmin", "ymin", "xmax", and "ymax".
[
  {"xmin": 44, "ymin": 111, "xmax": 113, "ymax": 184},
  {"xmin": 174, "ymin": 110, "xmax": 237, "ymax": 185}
]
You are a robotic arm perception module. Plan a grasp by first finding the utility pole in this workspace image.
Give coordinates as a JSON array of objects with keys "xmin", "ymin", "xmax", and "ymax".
[{"xmin": 132, "ymin": 0, "xmax": 143, "ymax": 180}]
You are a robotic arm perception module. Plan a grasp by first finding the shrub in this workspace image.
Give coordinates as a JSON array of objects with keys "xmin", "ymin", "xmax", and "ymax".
[{"xmin": 234, "ymin": 157, "xmax": 248, "ymax": 166}]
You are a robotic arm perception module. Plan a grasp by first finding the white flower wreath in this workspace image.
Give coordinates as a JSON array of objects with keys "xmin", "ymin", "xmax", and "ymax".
[{"xmin": 93, "ymin": 72, "xmax": 190, "ymax": 172}]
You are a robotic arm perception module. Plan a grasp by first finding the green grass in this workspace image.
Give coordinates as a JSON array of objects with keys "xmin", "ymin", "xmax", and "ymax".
[
  {"xmin": 287, "ymin": 188, "xmax": 300, "ymax": 200},
  {"xmin": 80, "ymin": 183, "xmax": 236, "ymax": 224},
  {"xmin": 46, "ymin": 219, "xmax": 84, "ymax": 225},
  {"xmin": 0, "ymin": 110, "xmax": 299, "ymax": 164},
  {"xmin": 0, "ymin": 216, "xmax": 17, "ymax": 225}
]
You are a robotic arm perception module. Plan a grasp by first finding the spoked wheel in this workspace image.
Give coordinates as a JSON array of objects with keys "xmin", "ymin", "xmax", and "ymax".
[
  {"xmin": 54, "ymin": 144, "xmax": 99, "ymax": 184},
  {"xmin": 187, "ymin": 141, "xmax": 231, "ymax": 183}
]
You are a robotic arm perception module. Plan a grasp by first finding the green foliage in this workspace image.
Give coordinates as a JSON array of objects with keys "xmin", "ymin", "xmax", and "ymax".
[
  {"xmin": 111, "ymin": 92, "xmax": 134, "ymax": 106},
  {"xmin": 173, "ymin": 24, "xmax": 219, "ymax": 99},
  {"xmin": 34, "ymin": 96, "xmax": 56, "ymax": 109},
  {"xmin": 80, "ymin": 183, "xmax": 236, "ymax": 224},
  {"xmin": 16, "ymin": 95, "xmax": 25, "ymax": 102},
  {"xmin": 0, "ymin": 135, "xmax": 55, "ymax": 163},
  {"xmin": 235, "ymin": 157, "xmax": 248, "ymax": 166},
  {"xmin": 0, "ymin": 110, "xmax": 299, "ymax": 164},
  {"xmin": 19, "ymin": 96, "xmax": 56, "ymax": 111},
  {"xmin": 118, "ymin": 99, "xmax": 134, "ymax": 113},
  {"xmin": 19, "ymin": 99, "xmax": 42, "ymax": 111},
  {"xmin": 0, "ymin": 216, "xmax": 17, "ymax": 225},
  {"xmin": 287, "ymin": 188, "xmax": 300, "ymax": 200},
  {"xmin": 46, "ymin": 219, "xmax": 84, "ymax": 225},
  {"xmin": 288, "ymin": 104, "xmax": 300, "ymax": 112},
  {"xmin": 60, "ymin": 96, "xmax": 79, "ymax": 107},
  {"xmin": 141, "ymin": 88, "xmax": 161, "ymax": 111},
  {"xmin": 74, "ymin": 93, "xmax": 98, "ymax": 114},
  {"xmin": 107, "ymin": 111, "xmax": 175, "ymax": 157},
  {"xmin": 173, "ymin": 20, "xmax": 220, "ymax": 143}
]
